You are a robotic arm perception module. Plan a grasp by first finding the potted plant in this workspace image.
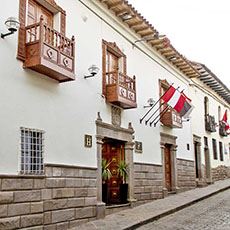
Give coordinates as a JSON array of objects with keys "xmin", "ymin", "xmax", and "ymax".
[
  {"xmin": 117, "ymin": 160, "xmax": 129, "ymax": 203},
  {"xmin": 101, "ymin": 158, "xmax": 112, "ymax": 203}
]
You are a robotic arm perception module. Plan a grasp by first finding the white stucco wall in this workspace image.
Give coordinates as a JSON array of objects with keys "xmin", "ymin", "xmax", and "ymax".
[
  {"xmin": 0, "ymin": 0, "xmax": 195, "ymax": 174},
  {"xmin": 190, "ymin": 79, "xmax": 230, "ymax": 168}
]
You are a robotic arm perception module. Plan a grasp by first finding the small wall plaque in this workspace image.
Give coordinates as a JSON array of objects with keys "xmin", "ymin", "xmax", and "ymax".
[
  {"xmin": 84, "ymin": 135, "xmax": 92, "ymax": 148},
  {"xmin": 135, "ymin": 141, "xmax": 143, "ymax": 153}
]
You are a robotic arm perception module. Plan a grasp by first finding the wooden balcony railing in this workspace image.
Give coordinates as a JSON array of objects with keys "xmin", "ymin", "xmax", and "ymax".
[
  {"xmin": 219, "ymin": 121, "xmax": 228, "ymax": 136},
  {"xmin": 160, "ymin": 108, "xmax": 183, "ymax": 128},
  {"xmin": 105, "ymin": 71, "xmax": 137, "ymax": 109},
  {"xmin": 205, "ymin": 114, "xmax": 216, "ymax": 132},
  {"xmin": 24, "ymin": 17, "xmax": 75, "ymax": 82}
]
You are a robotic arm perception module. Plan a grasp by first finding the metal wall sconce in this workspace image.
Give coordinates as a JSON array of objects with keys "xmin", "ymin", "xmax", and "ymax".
[
  {"xmin": 84, "ymin": 65, "xmax": 100, "ymax": 79},
  {"xmin": 143, "ymin": 98, "xmax": 155, "ymax": 108},
  {"xmin": 1, "ymin": 17, "xmax": 20, "ymax": 39}
]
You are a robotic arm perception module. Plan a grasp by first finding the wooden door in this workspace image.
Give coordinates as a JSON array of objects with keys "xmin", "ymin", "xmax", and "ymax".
[
  {"xmin": 164, "ymin": 144, "xmax": 172, "ymax": 191},
  {"xmin": 102, "ymin": 141, "xmax": 124, "ymax": 204},
  {"xmin": 27, "ymin": 0, "xmax": 53, "ymax": 26}
]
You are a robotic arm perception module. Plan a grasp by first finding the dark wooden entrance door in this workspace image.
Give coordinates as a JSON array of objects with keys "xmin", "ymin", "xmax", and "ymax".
[
  {"xmin": 102, "ymin": 140, "xmax": 124, "ymax": 204},
  {"xmin": 194, "ymin": 142, "xmax": 199, "ymax": 179},
  {"xmin": 164, "ymin": 144, "xmax": 172, "ymax": 191}
]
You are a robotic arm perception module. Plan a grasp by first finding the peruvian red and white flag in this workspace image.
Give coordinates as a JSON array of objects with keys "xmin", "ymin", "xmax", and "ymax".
[
  {"xmin": 162, "ymin": 85, "xmax": 193, "ymax": 118},
  {"xmin": 221, "ymin": 110, "xmax": 230, "ymax": 131}
]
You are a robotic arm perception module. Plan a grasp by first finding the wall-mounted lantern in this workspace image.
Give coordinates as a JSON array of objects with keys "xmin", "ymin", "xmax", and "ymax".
[
  {"xmin": 84, "ymin": 65, "xmax": 100, "ymax": 79},
  {"xmin": 1, "ymin": 17, "xmax": 20, "ymax": 39}
]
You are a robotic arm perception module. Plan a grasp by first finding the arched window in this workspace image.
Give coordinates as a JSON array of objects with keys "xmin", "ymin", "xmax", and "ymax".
[
  {"xmin": 204, "ymin": 97, "xmax": 209, "ymax": 115},
  {"xmin": 218, "ymin": 106, "xmax": 221, "ymax": 122}
]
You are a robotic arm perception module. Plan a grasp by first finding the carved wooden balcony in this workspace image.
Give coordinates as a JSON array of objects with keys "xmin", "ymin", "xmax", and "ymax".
[
  {"xmin": 219, "ymin": 121, "xmax": 228, "ymax": 137},
  {"xmin": 160, "ymin": 109, "xmax": 182, "ymax": 128},
  {"xmin": 24, "ymin": 18, "xmax": 75, "ymax": 82},
  {"xmin": 205, "ymin": 114, "xmax": 216, "ymax": 132},
  {"xmin": 105, "ymin": 71, "xmax": 137, "ymax": 109}
]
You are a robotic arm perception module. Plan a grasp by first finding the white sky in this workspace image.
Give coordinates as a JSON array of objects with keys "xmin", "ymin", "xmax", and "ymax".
[{"xmin": 128, "ymin": 0, "xmax": 230, "ymax": 88}]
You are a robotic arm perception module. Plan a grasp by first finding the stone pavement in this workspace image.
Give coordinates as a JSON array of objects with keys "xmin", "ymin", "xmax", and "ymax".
[{"xmin": 70, "ymin": 179, "xmax": 230, "ymax": 230}]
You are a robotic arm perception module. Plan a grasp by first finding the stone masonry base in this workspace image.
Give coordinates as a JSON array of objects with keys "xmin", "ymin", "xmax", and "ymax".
[
  {"xmin": 0, "ymin": 164, "xmax": 97, "ymax": 230},
  {"xmin": 134, "ymin": 163, "xmax": 163, "ymax": 205},
  {"xmin": 177, "ymin": 158, "xmax": 196, "ymax": 192},
  {"xmin": 212, "ymin": 165, "xmax": 230, "ymax": 182}
]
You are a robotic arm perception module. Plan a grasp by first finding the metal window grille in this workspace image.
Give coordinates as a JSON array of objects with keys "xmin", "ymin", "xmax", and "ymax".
[{"xmin": 20, "ymin": 127, "xmax": 44, "ymax": 174}]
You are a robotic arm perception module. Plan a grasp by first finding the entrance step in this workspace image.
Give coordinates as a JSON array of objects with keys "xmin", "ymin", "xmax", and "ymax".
[{"xmin": 105, "ymin": 203, "xmax": 131, "ymax": 216}]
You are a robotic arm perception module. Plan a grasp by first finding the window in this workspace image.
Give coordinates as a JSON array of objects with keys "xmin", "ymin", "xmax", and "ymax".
[
  {"xmin": 204, "ymin": 96, "xmax": 209, "ymax": 115},
  {"xmin": 219, "ymin": 141, "xmax": 224, "ymax": 161},
  {"xmin": 212, "ymin": 138, "xmax": 217, "ymax": 160},
  {"xmin": 204, "ymin": 136, "xmax": 208, "ymax": 148},
  {"xmin": 20, "ymin": 127, "xmax": 44, "ymax": 174}
]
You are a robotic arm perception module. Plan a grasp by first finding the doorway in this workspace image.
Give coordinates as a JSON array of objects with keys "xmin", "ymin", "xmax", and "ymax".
[
  {"xmin": 194, "ymin": 141, "xmax": 202, "ymax": 179},
  {"xmin": 102, "ymin": 138, "xmax": 126, "ymax": 204},
  {"xmin": 164, "ymin": 144, "xmax": 172, "ymax": 191}
]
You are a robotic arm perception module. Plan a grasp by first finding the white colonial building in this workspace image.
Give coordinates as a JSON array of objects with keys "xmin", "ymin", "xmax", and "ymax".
[{"xmin": 0, "ymin": 0, "xmax": 229, "ymax": 229}]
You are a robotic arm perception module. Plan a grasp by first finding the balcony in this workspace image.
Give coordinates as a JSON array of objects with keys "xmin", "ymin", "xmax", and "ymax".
[
  {"xmin": 24, "ymin": 18, "xmax": 75, "ymax": 82},
  {"xmin": 105, "ymin": 71, "xmax": 137, "ymax": 109},
  {"xmin": 219, "ymin": 121, "xmax": 228, "ymax": 137},
  {"xmin": 160, "ymin": 109, "xmax": 182, "ymax": 128},
  {"xmin": 205, "ymin": 114, "xmax": 216, "ymax": 132}
]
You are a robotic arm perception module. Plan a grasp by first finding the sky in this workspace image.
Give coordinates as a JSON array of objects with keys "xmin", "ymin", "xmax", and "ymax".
[{"xmin": 128, "ymin": 0, "xmax": 230, "ymax": 88}]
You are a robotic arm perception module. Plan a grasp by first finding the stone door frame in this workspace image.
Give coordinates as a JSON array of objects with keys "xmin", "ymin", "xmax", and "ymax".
[
  {"xmin": 95, "ymin": 115, "xmax": 135, "ymax": 218},
  {"xmin": 160, "ymin": 132, "xmax": 178, "ymax": 196},
  {"xmin": 193, "ymin": 135, "xmax": 202, "ymax": 180}
]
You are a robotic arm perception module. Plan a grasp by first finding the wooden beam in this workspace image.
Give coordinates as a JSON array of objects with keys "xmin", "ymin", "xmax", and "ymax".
[
  {"xmin": 135, "ymin": 26, "xmax": 149, "ymax": 33},
  {"xmin": 116, "ymin": 9, "xmax": 129, "ymax": 17},
  {"xmin": 129, "ymin": 20, "xmax": 143, "ymax": 28},
  {"xmin": 108, "ymin": 1, "xmax": 123, "ymax": 9}
]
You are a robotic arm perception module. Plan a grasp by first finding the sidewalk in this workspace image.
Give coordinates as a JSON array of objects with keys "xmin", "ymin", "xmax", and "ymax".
[{"xmin": 70, "ymin": 179, "xmax": 230, "ymax": 230}]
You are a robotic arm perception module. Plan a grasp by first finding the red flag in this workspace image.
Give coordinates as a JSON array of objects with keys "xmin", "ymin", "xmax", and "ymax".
[{"xmin": 221, "ymin": 110, "xmax": 230, "ymax": 131}]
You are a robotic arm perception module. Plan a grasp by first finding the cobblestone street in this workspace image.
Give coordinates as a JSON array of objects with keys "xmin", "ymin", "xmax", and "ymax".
[{"xmin": 138, "ymin": 189, "xmax": 230, "ymax": 230}]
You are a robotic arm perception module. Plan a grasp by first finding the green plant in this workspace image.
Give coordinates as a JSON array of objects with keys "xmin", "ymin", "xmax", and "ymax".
[
  {"xmin": 101, "ymin": 158, "xmax": 112, "ymax": 183},
  {"xmin": 117, "ymin": 160, "xmax": 128, "ymax": 184}
]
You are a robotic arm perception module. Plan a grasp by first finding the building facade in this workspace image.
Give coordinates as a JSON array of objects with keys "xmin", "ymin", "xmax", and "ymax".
[{"xmin": 0, "ymin": 0, "xmax": 229, "ymax": 229}]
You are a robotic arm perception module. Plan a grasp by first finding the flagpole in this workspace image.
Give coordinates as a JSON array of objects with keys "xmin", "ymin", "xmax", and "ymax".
[
  {"xmin": 145, "ymin": 102, "xmax": 165, "ymax": 125},
  {"xmin": 149, "ymin": 105, "xmax": 169, "ymax": 127},
  {"xmin": 153, "ymin": 106, "xmax": 170, "ymax": 127},
  {"xmin": 139, "ymin": 83, "xmax": 174, "ymax": 124}
]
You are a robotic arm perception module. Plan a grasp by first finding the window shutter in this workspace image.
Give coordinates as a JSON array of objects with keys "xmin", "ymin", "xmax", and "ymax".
[{"xmin": 17, "ymin": 0, "xmax": 27, "ymax": 61}]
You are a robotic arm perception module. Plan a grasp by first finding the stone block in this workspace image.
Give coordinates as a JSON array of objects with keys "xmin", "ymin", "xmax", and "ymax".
[
  {"xmin": 67, "ymin": 198, "xmax": 84, "ymax": 208},
  {"xmin": 68, "ymin": 219, "xmax": 89, "ymax": 229},
  {"xmin": 0, "ymin": 192, "xmax": 13, "ymax": 204},
  {"xmin": 62, "ymin": 168, "xmax": 78, "ymax": 177},
  {"xmin": 134, "ymin": 164, "xmax": 142, "ymax": 172},
  {"xmin": 14, "ymin": 190, "xmax": 41, "ymax": 202},
  {"xmin": 21, "ymin": 214, "xmax": 43, "ymax": 228},
  {"xmin": 44, "ymin": 224, "xmax": 56, "ymax": 230},
  {"xmin": 42, "ymin": 189, "xmax": 52, "ymax": 200},
  {"xmin": 20, "ymin": 226, "xmax": 43, "ymax": 230},
  {"xmin": 44, "ymin": 199, "xmax": 68, "ymax": 211},
  {"xmin": 46, "ymin": 178, "xmax": 66, "ymax": 188},
  {"xmin": 75, "ymin": 206, "xmax": 96, "ymax": 219},
  {"xmin": 8, "ymin": 203, "xmax": 30, "ymax": 216},
  {"xmin": 45, "ymin": 167, "xmax": 53, "ymax": 177},
  {"xmin": 52, "ymin": 167, "xmax": 62, "ymax": 177},
  {"xmin": 51, "ymin": 208, "xmax": 75, "ymax": 223},
  {"xmin": 0, "ymin": 216, "xmax": 20, "ymax": 230},
  {"xmin": 31, "ymin": 202, "xmax": 44, "ymax": 213},
  {"xmin": 85, "ymin": 197, "xmax": 97, "ymax": 206},
  {"xmin": 56, "ymin": 222, "xmax": 69, "ymax": 230},
  {"xmin": 34, "ymin": 179, "xmax": 45, "ymax": 189},
  {"xmin": 2, "ymin": 178, "xmax": 33, "ymax": 190},
  {"xmin": 87, "ymin": 188, "xmax": 97, "ymax": 197},
  {"xmin": 52, "ymin": 188, "xmax": 75, "ymax": 199},
  {"xmin": 75, "ymin": 188, "xmax": 88, "ymax": 197},
  {"xmin": 65, "ymin": 178, "xmax": 82, "ymax": 187},
  {"xmin": 80, "ymin": 169, "xmax": 97, "ymax": 178},
  {"xmin": 82, "ymin": 179, "xmax": 96, "ymax": 187},
  {"xmin": 0, "ymin": 204, "xmax": 7, "ymax": 217},
  {"xmin": 44, "ymin": 212, "xmax": 52, "ymax": 224}
]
